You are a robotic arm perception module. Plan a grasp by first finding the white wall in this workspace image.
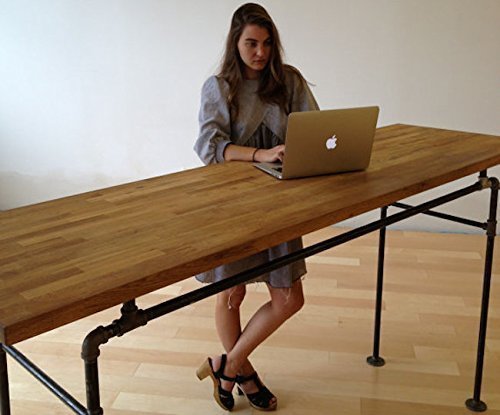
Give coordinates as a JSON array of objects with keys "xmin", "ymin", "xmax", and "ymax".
[{"xmin": 1, "ymin": 0, "xmax": 499, "ymax": 232}]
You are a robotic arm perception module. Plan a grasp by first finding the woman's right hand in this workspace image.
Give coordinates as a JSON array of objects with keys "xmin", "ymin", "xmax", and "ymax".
[{"xmin": 254, "ymin": 145, "xmax": 285, "ymax": 163}]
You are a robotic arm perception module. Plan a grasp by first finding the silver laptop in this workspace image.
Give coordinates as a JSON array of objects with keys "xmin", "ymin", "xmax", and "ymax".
[{"xmin": 254, "ymin": 106, "xmax": 379, "ymax": 179}]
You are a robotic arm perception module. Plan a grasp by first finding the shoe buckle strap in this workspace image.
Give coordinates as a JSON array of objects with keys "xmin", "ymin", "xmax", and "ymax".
[{"xmin": 219, "ymin": 372, "xmax": 237, "ymax": 382}]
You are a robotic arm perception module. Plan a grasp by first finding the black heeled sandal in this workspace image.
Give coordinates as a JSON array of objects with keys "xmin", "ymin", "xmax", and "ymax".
[
  {"xmin": 197, "ymin": 354, "xmax": 236, "ymax": 411},
  {"xmin": 236, "ymin": 372, "xmax": 277, "ymax": 411}
]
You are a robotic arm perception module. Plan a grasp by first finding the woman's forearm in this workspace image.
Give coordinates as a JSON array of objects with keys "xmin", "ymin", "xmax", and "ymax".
[
  {"xmin": 223, "ymin": 144, "xmax": 258, "ymax": 162},
  {"xmin": 223, "ymin": 144, "xmax": 285, "ymax": 163}
]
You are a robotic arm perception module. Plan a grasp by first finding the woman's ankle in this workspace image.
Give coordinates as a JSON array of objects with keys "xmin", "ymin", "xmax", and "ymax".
[
  {"xmin": 238, "ymin": 360, "xmax": 255, "ymax": 377},
  {"xmin": 211, "ymin": 354, "xmax": 237, "ymax": 392},
  {"xmin": 225, "ymin": 354, "xmax": 242, "ymax": 378}
]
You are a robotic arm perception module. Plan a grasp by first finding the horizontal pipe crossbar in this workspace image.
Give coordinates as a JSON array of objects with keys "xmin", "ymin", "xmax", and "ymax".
[{"xmin": 146, "ymin": 181, "xmax": 483, "ymax": 321}]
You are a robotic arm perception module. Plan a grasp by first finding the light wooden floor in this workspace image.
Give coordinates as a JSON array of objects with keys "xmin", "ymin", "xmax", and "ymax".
[{"xmin": 7, "ymin": 227, "xmax": 500, "ymax": 415}]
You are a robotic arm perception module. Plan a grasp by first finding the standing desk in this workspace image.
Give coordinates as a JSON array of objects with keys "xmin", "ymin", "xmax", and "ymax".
[{"xmin": 0, "ymin": 124, "xmax": 499, "ymax": 414}]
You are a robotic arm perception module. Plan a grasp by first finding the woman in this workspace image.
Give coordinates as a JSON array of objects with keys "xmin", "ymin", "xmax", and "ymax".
[{"xmin": 194, "ymin": 3, "xmax": 319, "ymax": 411}]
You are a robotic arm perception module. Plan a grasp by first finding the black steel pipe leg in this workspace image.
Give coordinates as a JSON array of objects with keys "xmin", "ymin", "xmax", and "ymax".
[
  {"xmin": 466, "ymin": 177, "xmax": 498, "ymax": 412},
  {"xmin": 0, "ymin": 345, "xmax": 10, "ymax": 415},
  {"xmin": 84, "ymin": 358, "xmax": 103, "ymax": 415},
  {"xmin": 367, "ymin": 206, "xmax": 387, "ymax": 367},
  {"xmin": 82, "ymin": 326, "xmax": 109, "ymax": 415},
  {"xmin": 82, "ymin": 299, "xmax": 148, "ymax": 415}
]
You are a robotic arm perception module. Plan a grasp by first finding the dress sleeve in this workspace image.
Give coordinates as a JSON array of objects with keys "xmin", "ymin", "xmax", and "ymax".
[
  {"xmin": 289, "ymin": 71, "xmax": 320, "ymax": 113},
  {"xmin": 193, "ymin": 76, "xmax": 232, "ymax": 165}
]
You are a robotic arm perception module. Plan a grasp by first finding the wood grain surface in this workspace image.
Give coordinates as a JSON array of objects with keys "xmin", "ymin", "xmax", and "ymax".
[{"xmin": 1, "ymin": 124, "xmax": 499, "ymax": 345}]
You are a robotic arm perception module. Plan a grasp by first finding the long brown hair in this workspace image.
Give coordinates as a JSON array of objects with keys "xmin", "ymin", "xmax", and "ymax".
[{"xmin": 218, "ymin": 3, "xmax": 298, "ymax": 118}]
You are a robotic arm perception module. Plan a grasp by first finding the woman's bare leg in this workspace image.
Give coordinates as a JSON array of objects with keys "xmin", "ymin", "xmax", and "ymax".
[
  {"xmin": 212, "ymin": 286, "xmax": 255, "ymax": 388},
  {"xmin": 215, "ymin": 279, "xmax": 304, "ymax": 394}
]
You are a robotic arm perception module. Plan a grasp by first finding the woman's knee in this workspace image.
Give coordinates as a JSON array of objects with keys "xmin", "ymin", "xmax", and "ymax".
[
  {"xmin": 271, "ymin": 284, "xmax": 304, "ymax": 317},
  {"xmin": 286, "ymin": 289, "xmax": 305, "ymax": 315},
  {"xmin": 217, "ymin": 285, "xmax": 247, "ymax": 309}
]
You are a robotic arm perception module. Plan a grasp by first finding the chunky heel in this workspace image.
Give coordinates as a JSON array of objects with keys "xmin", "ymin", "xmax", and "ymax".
[
  {"xmin": 196, "ymin": 359, "xmax": 211, "ymax": 380},
  {"xmin": 196, "ymin": 354, "xmax": 236, "ymax": 411}
]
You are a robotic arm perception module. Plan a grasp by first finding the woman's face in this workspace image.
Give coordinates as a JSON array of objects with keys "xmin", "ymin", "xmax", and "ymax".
[{"xmin": 237, "ymin": 24, "xmax": 272, "ymax": 80}]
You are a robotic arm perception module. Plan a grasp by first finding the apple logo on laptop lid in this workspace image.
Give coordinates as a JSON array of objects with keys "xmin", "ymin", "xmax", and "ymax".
[{"xmin": 326, "ymin": 135, "xmax": 338, "ymax": 150}]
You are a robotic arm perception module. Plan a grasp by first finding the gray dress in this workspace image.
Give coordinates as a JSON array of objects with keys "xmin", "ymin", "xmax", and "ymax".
[{"xmin": 194, "ymin": 69, "xmax": 319, "ymax": 288}]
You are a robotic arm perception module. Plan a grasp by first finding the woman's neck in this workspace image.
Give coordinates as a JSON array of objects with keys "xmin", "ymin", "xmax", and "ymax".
[{"xmin": 244, "ymin": 67, "xmax": 261, "ymax": 80}]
